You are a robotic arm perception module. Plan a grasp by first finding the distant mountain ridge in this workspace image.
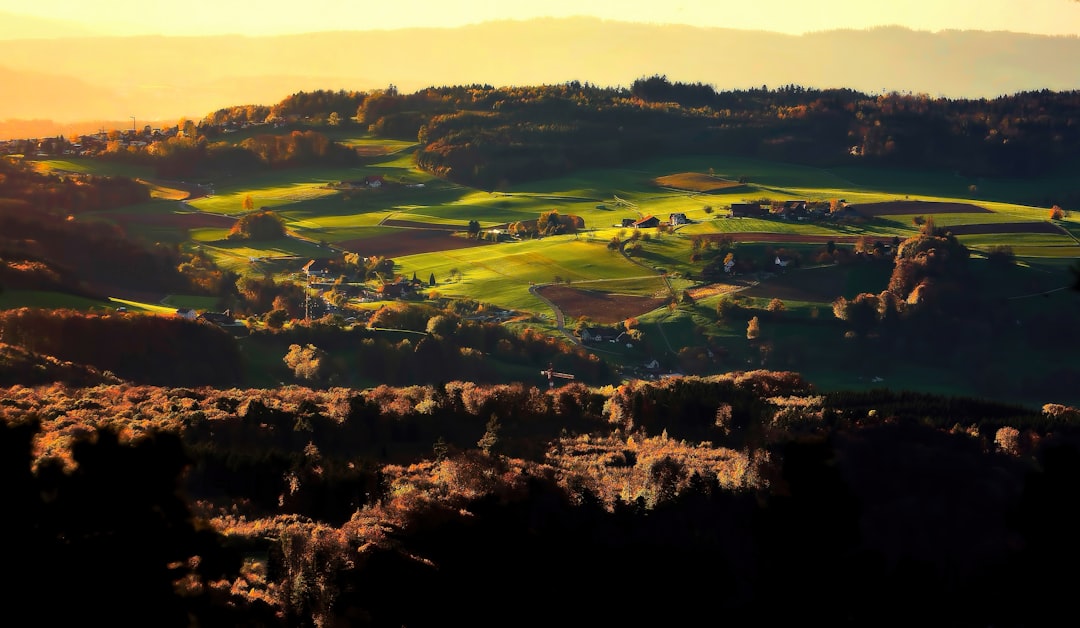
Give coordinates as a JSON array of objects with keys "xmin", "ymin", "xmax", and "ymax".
[{"xmin": 1, "ymin": 17, "xmax": 1078, "ymax": 133}]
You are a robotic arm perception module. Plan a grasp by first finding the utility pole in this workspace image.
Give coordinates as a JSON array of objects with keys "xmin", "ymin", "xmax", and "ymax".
[
  {"xmin": 540, "ymin": 364, "xmax": 574, "ymax": 389},
  {"xmin": 131, "ymin": 116, "xmax": 136, "ymax": 133},
  {"xmin": 305, "ymin": 274, "xmax": 311, "ymax": 321}
]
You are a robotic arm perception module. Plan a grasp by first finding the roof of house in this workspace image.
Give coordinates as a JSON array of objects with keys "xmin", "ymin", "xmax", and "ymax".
[{"xmin": 303, "ymin": 259, "xmax": 331, "ymax": 273}]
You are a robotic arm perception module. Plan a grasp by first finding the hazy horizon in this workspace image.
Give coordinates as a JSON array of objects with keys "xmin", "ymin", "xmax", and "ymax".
[
  {"xmin": 2, "ymin": 0, "xmax": 1079, "ymax": 38},
  {"xmin": 1, "ymin": 10, "xmax": 1078, "ymax": 139}
]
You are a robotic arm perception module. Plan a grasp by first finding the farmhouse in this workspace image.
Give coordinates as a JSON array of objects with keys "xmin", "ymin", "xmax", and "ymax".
[
  {"xmin": 777, "ymin": 200, "xmax": 809, "ymax": 220},
  {"xmin": 578, "ymin": 326, "xmax": 620, "ymax": 343},
  {"xmin": 621, "ymin": 218, "xmax": 637, "ymax": 228},
  {"xmin": 633, "ymin": 215, "xmax": 660, "ymax": 228},
  {"xmin": 302, "ymin": 259, "xmax": 332, "ymax": 278},
  {"xmin": 175, "ymin": 308, "xmax": 197, "ymax": 320},
  {"xmin": 669, "ymin": 212, "xmax": 689, "ymax": 225},
  {"xmin": 730, "ymin": 203, "xmax": 767, "ymax": 218},
  {"xmin": 198, "ymin": 310, "xmax": 239, "ymax": 327},
  {"xmin": 377, "ymin": 279, "xmax": 419, "ymax": 299}
]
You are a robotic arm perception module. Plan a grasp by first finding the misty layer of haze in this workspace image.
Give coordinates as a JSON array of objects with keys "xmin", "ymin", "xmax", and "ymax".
[{"xmin": 0, "ymin": 14, "xmax": 1078, "ymax": 137}]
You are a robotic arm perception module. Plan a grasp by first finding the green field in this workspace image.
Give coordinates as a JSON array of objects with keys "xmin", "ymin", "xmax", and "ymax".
[{"xmin": 8, "ymin": 133, "xmax": 1079, "ymax": 406}]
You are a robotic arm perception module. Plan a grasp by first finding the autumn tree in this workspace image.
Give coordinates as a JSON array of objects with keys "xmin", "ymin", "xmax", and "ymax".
[
  {"xmin": 746, "ymin": 316, "xmax": 761, "ymax": 341},
  {"xmin": 832, "ymin": 293, "xmax": 884, "ymax": 337},
  {"xmin": 284, "ymin": 343, "xmax": 326, "ymax": 381},
  {"xmin": 537, "ymin": 210, "xmax": 562, "ymax": 235},
  {"xmin": 242, "ymin": 194, "xmax": 255, "ymax": 211}
]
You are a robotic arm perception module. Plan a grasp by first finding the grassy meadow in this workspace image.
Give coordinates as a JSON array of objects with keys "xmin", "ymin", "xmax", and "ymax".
[{"xmin": 12, "ymin": 132, "xmax": 1080, "ymax": 404}]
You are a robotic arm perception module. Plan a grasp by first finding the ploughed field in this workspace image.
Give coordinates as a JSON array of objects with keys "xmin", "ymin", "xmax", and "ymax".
[{"xmin": 536, "ymin": 285, "xmax": 671, "ymax": 325}]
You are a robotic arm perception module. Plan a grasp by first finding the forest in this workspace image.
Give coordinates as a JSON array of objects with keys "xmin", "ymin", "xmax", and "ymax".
[
  {"xmin": 3, "ymin": 79, "xmax": 1080, "ymax": 626},
  {"xmin": 5, "ymin": 374, "xmax": 1080, "ymax": 626}
]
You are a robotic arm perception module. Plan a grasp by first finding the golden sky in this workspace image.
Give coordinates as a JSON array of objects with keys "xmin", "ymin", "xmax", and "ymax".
[{"xmin": 3, "ymin": 0, "xmax": 1080, "ymax": 37}]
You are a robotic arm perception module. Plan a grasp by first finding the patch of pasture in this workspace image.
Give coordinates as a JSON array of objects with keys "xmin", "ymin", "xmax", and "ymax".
[
  {"xmin": 336, "ymin": 228, "xmax": 497, "ymax": 258},
  {"xmin": 189, "ymin": 185, "xmax": 340, "ymax": 215},
  {"xmin": 875, "ymin": 213, "xmax": 1049, "ymax": 230},
  {"xmin": 825, "ymin": 164, "xmax": 1080, "ymax": 207},
  {"xmin": 189, "ymin": 227, "xmax": 233, "ymax": 242},
  {"xmin": 0, "ymin": 290, "xmax": 110, "ymax": 311},
  {"xmin": 623, "ymin": 155, "xmax": 861, "ymax": 190},
  {"xmin": 196, "ymin": 237, "xmax": 326, "ymax": 275},
  {"xmin": 395, "ymin": 237, "xmax": 653, "ymax": 311},
  {"xmin": 337, "ymin": 138, "xmax": 418, "ymax": 155},
  {"xmin": 31, "ymin": 157, "xmax": 154, "ymax": 179},
  {"xmin": 957, "ymin": 233, "xmax": 1080, "ymax": 254},
  {"xmin": 737, "ymin": 262, "xmax": 892, "ymax": 303}
]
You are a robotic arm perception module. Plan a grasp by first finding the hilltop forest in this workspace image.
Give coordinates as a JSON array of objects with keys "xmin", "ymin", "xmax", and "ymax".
[
  {"xmin": 2, "ymin": 79, "xmax": 1080, "ymax": 626},
  {"xmin": 54, "ymin": 78, "xmax": 1080, "ymax": 207}
]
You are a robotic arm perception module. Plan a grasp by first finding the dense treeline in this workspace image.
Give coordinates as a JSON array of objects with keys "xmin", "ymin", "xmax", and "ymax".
[
  {"xmin": 371, "ymin": 78, "xmax": 1080, "ymax": 201},
  {"xmin": 0, "ymin": 309, "xmax": 243, "ymax": 386},
  {"xmin": 103, "ymin": 129, "xmax": 362, "ymax": 179},
  {"xmin": 3, "ymin": 376, "xmax": 1079, "ymax": 626},
  {"xmin": 249, "ymin": 304, "xmax": 612, "ymax": 388},
  {"xmin": 0, "ymin": 195, "xmax": 219, "ymax": 297},
  {"xmin": 0, "ymin": 157, "xmax": 149, "ymax": 214},
  {"xmin": 67, "ymin": 80, "xmax": 1080, "ymax": 204}
]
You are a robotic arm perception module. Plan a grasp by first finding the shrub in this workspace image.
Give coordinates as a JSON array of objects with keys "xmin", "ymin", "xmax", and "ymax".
[{"xmin": 228, "ymin": 210, "xmax": 286, "ymax": 241}]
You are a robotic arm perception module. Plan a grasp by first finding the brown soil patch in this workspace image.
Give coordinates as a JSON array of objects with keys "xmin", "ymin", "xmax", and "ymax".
[
  {"xmin": 381, "ymin": 219, "xmax": 461, "ymax": 231},
  {"xmin": 537, "ymin": 285, "xmax": 670, "ymax": 324},
  {"xmin": 139, "ymin": 179, "xmax": 210, "ymax": 201},
  {"xmin": 653, "ymin": 172, "xmax": 742, "ymax": 193},
  {"xmin": 687, "ymin": 283, "xmax": 746, "ymax": 300},
  {"xmin": 943, "ymin": 222, "xmax": 1067, "ymax": 236},
  {"xmin": 850, "ymin": 200, "xmax": 991, "ymax": 216},
  {"xmin": 336, "ymin": 229, "xmax": 497, "ymax": 257}
]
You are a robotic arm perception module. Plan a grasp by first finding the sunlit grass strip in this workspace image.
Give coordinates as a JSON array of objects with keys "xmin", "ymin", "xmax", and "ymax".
[
  {"xmin": 30, "ymin": 158, "xmax": 154, "ymax": 178},
  {"xmin": 107, "ymin": 297, "xmax": 176, "ymax": 314},
  {"xmin": 190, "ymin": 227, "xmax": 232, "ymax": 242},
  {"xmin": 189, "ymin": 186, "xmax": 339, "ymax": 215},
  {"xmin": 338, "ymin": 138, "xmax": 418, "ymax": 153}
]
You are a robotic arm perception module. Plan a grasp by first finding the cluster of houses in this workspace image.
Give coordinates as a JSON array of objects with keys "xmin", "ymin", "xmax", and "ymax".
[
  {"xmin": 333, "ymin": 175, "xmax": 385, "ymax": 190},
  {"xmin": 613, "ymin": 201, "xmax": 851, "ymax": 228},
  {"xmin": 0, "ymin": 125, "xmax": 189, "ymax": 158},
  {"xmin": 0, "ymin": 119, "xmax": 281, "ymax": 158},
  {"xmin": 618, "ymin": 212, "xmax": 689, "ymax": 229},
  {"xmin": 175, "ymin": 308, "xmax": 242, "ymax": 327},
  {"xmin": 729, "ymin": 200, "xmax": 847, "ymax": 220}
]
